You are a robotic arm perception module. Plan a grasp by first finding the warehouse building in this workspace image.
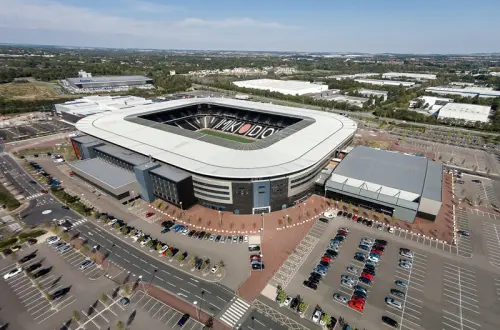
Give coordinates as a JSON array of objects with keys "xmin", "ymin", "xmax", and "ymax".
[
  {"xmin": 53, "ymin": 95, "xmax": 152, "ymax": 123},
  {"xmin": 409, "ymin": 96, "xmax": 453, "ymax": 112},
  {"xmin": 233, "ymin": 79, "xmax": 328, "ymax": 96},
  {"xmin": 358, "ymin": 89, "xmax": 388, "ymax": 101},
  {"xmin": 325, "ymin": 146, "xmax": 442, "ymax": 223},
  {"xmin": 61, "ymin": 70, "xmax": 154, "ymax": 94},
  {"xmin": 354, "ymin": 79, "xmax": 415, "ymax": 87},
  {"xmin": 327, "ymin": 73, "xmax": 379, "ymax": 80},
  {"xmin": 382, "ymin": 72, "xmax": 437, "ymax": 80},
  {"xmin": 426, "ymin": 86, "xmax": 500, "ymax": 98},
  {"xmin": 437, "ymin": 103, "xmax": 492, "ymax": 123},
  {"xmin": 328, "ymin": 95, "xmax": 370, "ymax": 107}
]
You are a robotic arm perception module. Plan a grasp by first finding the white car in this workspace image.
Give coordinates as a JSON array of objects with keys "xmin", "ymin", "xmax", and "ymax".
[
  {"xmin": 46, "ymin": 236, "xmax": 60, "ymax": 245},
  {"xmin": 385, "ymin": 297, "xmax": 403, "ymax": 309},
  {"xmin": 361, "ymin": 237, "xmax": 374, "ymax": 244},
  {"xmin": 210, "ymin": 265, "xmax": 219, "ymax": 274},
  {"xmin": 400, "ymin": 251, "xmax": 413, "ymax": 258},
  {"xmin": 3, "ymin": 267, "xmax": 22, "ymax": 280},
  {"xmin": 110, "ymin": 219, "xmax": 118, "ymax": 226},
  {"xmin": 159, "ymin": 245, "xmax": 169, "ymax": 254},
  {"xmin": 243, "ymin": 236, "xmax": 249, "ymax": 243},
  {"xmin": 333, "ymin": 294, "xmax": 348, "ymax": 304},
  {"xmin": 341, "ymin": 274, "xmax": 356, "ymax": 283},
  {"xmin": 347, "ymin": 266, "xmax": 359, "ymax": 275},
  {"xmin": 376, "ymin": 225, "xmax": 384, "ymax": 231},
  {"xmin": 388, "ymin": 227, "xmax": 395, "ymax": 234},
  {"xmin": 209, "ymin": 234, "xmax": 216, "ymax": 241},
  {"xmin": 141, "ymin": 237, "xmax": 151, "ymax": 246},
  {"xmin": 312, "ymin": 309, "xmax": 322, "ymax": 323},
  {"xmin": 368, "ymin": 256, "xmax": 380, "ymax": 263},
  {"xmin": 181, "ymin": 228, "xmax": 189, "ymax": 235},
  {"xmin": 283, "ymin": 296, "xmax": 292, "ymax": 307}
]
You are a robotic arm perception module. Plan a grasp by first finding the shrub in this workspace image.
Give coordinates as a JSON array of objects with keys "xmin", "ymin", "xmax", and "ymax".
[
  {"xmin": 0, "ymin": 238, "xmax": 18, "ymax": 250},
  {"xmin": 146, "ymin": 240, "xmax": 154, "ymax": 249},
  {"xmin": 113, "ymin": 222, "xmax": 121, "ymax": 229},
  {"xmin": 177, "ymin": 253, "xmax": 185, "ymax": 262},
  {"xmin": 18, "ymin": 229, "xmax": 46, "ymax": 240}
]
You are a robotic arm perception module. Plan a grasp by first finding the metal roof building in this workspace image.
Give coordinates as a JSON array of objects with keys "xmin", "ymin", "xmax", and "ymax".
[
  {"xmin": 426, "ymin": 86, "xmax": 500, "ymax": 98},
  {"xmin": 354, "ymin": 79, "xmax": 416, "ymax": 87},
  {"xmin": 382, "ymin": 72, "xmax": 437, "ymax": 80},
  {"xmin": 232, "ymin": 79, "xmax": 328, "ymax": 96},
  {"xmin": 325, "ymin": 146, "xmax": 442, "ymax": 222},
  {"xmin": 437, "ymin": 103, "xmax": 492, "ymax": 123}
]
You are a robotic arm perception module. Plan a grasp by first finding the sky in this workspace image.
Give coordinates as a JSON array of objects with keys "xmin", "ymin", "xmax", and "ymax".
[{"xmin": 0, "ymin": 0, "xmax": 498, "ymax": 54}]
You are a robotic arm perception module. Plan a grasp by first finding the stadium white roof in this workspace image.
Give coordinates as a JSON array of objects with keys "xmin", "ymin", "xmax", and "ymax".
[
  {"xmin": 233, "ymin": 79, "xmax": 328, "ymax": 96},
  {"xmin": 438, "ymin": 103, "xmax": 492, "ymax": 123},
  {"xmin": 76, "ymin": 98, "xmax": 357, "ymax": 179}
]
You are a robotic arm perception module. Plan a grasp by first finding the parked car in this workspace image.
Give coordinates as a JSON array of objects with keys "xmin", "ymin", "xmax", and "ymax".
[
  {"xmin": 3, "ymin": 267, "xmax": 22, "ymax": 280},
  {"xmin": 333, "ymin": 294, "xmax": 348, "ymax": 304},
  {"xmin": 391, "ymin": 289, "xmax": 406, "ymax": 299},
  {"xmin": 79, "ymin": 259, "xmax": 95, "ymax": 270},
  {"xmin": 382, "ymin": 316, "xmax": 398, "ymax": 328}
]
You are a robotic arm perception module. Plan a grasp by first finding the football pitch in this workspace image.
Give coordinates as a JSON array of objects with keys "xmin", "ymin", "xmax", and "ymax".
[{"xmin": 199, "ymin": 129, "xmax": 254, "ymax": 143}]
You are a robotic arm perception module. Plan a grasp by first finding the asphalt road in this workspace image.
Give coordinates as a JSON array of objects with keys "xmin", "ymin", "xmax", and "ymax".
[
  {"xmin": 0, "ymin": 153, "xmax": 76, "ymax": 225},
  {"xmin": 239, "ymin": 309, "xmax": 288, "ymax": 330},
  {"xmin": 74, "ymin": 221, "xmax": 235, "ymax": 318}
]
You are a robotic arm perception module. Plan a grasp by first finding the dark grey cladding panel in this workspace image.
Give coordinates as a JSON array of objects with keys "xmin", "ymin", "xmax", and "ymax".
[{"xmin": 231, "ymin": 182, "xmax": 254, "ymax": 214}]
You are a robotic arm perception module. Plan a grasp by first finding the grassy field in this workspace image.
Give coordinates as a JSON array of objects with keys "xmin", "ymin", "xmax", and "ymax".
[
  {"xmin": 199, "ymin": 129, "xmax": 254, "ymax": 143},
  {"xmin": 0, "ymin": 80, "xmax": 60, "ymax": 100}
]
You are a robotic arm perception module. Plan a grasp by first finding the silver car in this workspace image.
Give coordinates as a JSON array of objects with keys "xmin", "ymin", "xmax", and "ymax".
[
  {"xmin": 220, "ymin": 236, "xmax": 227, "ymax": 243},
  {"xmin": 333, "ymin": 294, "xmax": 348, "ymax": 304},
  {"xmin": 385, "ymin": 297, "xmax": 403, "ymax": 309},
  {"xmin": 346, "ymin": 266, "xmax": 359, "ymax": 275},
  {"xmin": 341, "ymin": 279, "xmax": 355, "ymax": 288},
  {"xmin": 58, "ymin": 244, "xmax": 72, "ymax": 253},
  {"xmin": 79, "ymin": 259, "xmax": 95, "ymax": 270}
]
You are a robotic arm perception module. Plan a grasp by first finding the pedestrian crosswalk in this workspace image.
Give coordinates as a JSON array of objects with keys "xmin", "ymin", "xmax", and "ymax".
[
  {"xmin": 71, "ymin": 218, "xmax": 87, "ymax": 227},
  {"xmin": 26, "ymin": 193, "xmax": 43, "ymax": 200},
  {"xmin": 220, "ymin": 298, "xmax": 251, "ymax": 328}
]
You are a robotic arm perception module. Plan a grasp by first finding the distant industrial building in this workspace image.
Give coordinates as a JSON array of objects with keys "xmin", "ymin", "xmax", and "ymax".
[
  {"xmin": 358, "ymin": 89, "xmax": 388, "ymax": 101},
  {"xmin": 325, "ymin": 146, "xmax": 442, "ymax": 223},
  {"xmin": 382, "ymin": 72, "xmax": 437, "ymax": 80},
  {"xmin": 327, "ymin": 73, "xmax": 379, "ymax": 80},
  {"xmin": 61, "ymin": 70, "xmax": 154, "ymax": 94},
  {"xmin": 233, "ymin": 79, "xmax": 328, "ymax": 96},
  {"xmin": 437, "ymin": 103, "xmax": 492, "ymax": 123},
  {"xmin": 426, "ymin": 86, "xmax": 500, "ymax": 98},
  {"xmin": 54, "ymin": 95, "xmax": 152, "ymax": 123},
  {"xmin": 328, "ymin": 95, "xmax": 370, "ymax": 107},
  {"xmin": 354, "ymin": 79, "xmax": 415, "ymax": 87},
  {"xmin": 409, "ymin": 96, "xmax": 453, "ymax": 112}
]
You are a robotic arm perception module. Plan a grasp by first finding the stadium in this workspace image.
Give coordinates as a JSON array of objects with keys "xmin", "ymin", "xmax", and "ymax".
[{"xmin": 71, "ymin": 98, "xmax": 357, "ymax": 214}]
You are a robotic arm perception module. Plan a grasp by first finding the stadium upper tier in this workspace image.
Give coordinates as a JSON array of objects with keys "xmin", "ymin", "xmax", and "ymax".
[{"xmin": 75, "ymin": 98, "xmax": 357, "ymax": 179}]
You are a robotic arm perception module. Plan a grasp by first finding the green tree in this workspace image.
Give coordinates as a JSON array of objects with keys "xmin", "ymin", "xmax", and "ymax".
[
  {"xmin": 100, "ymin": 293, "xmax": 108, "ymax": 305},
  {"xmin": 116, "ymin": 321, "xmax": 124, "ymax": 330},
  {"xmin": 72, "ymin": 311, "xmax": 80, "ymax": 322}
]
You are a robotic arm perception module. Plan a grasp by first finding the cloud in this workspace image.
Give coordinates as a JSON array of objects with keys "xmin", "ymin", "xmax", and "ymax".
[{"xmin": 125, "ymin": 0, "xmax": 184, "ymax": 14}]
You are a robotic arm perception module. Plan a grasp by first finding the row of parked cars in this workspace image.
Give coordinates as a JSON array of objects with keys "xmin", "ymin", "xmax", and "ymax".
[
  {"xmin": 336, "ymin": 210, "xmax": 396, "ymax": 233},
  {"xmin": 303, "ymin": 227, "xmax": 349, "ymax": 290},
  {"xmin": 46, "ymin": 235, "xmax": 95, "ymax": 270},
  {"xmin": 169, "ymin": 223, "xmax": 249, "ymax": 244}
]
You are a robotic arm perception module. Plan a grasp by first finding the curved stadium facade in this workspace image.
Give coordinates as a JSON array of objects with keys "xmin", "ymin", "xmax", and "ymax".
[{"xmin": 71, "ymin": 98, "xmax": 357, "ymax": 214}]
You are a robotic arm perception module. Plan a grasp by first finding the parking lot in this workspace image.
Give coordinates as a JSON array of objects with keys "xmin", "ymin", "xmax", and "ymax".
[
  {"xmin": 129, "ymin": 290, "xmax": 204, "ymax": 330},
  {"xmin": 0, "ymin": 120, "xmax": 73, "ymax": 142},
  {"xmin": 456, "ymin": 174, "xmax": 500, "ymax": 209},
  {"xmin": 270, "ymin": 214, "xmax": 500, "ymax": 330}
]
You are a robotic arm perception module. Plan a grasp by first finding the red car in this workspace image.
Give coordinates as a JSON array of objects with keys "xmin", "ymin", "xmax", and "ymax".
[
  {"xmin": 40, "ymin": 189, "xmax": 48, "ymax": 194},
  {"xmin": 348, "ymin": 300, "xmax": 364, "ymax": 312},
  {"xmin": 351, "ymin": 296, "xmax": 366, "ymax": 304},
  {"xmin": 353, "ymin": 215, "xmax": 358, "ymax": 221},
  {"xmin": 250, "ymin": 255, "xmax": 262, "ymax": 261},
  {"xmin": 145, "ymin": 212, "xmax": 155, "ymax": 218},
  {"xmin": 361, "ymin": 273, "xmax": 374, "ymax": 281},
  {"xmin": 371, "ymin": 249, "xmax": 383, "ymax": 255},
  {"xmin": 337, "ymin": 230, "xmax": 348, "ymax": 236},
  {"xmin": 321, "ymin": 256, "xmax": 331, "ymax": 263}
]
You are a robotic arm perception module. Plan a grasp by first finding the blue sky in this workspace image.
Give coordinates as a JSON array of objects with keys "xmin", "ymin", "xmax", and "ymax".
[{"xmin": 0, "ymin": 0, "xmax": 498, "ymax": 53}]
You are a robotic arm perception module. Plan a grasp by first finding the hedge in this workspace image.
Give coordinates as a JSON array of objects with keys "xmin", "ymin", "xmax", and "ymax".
[
  {"xmin": 0, "ymin": 238, "xmax": 18, "ymax": 250},
  {"xmin": 18, "ymin": 229, "xmax": 47, "ymax": 240}
]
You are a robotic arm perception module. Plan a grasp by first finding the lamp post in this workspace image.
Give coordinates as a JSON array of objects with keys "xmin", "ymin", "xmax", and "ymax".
[
  {"xmin": 194, "ymin": 301, "xmax": 200, "ymax": 320},
  {"xmin": 200, "ymin": 290, "xmax": 205, "ymax": 319},
  {"xmin": 302, "ymin": 202, "xmax": 306, "ymax": 218},
  {"xmin": 286, "ymin": 214, "xmax": 289, "ymax": 228},
  {"xmin": 147, "ymin": 269, "xmax": 158, "ymax": 294},
  {"xmin": 251, "ymin": 316, "xmax": 255, "ymax": 329},
  {"xmin": 218, "ymin": 210, "xmax": 222, "ymax": 225},
  {"xmin": 179, "ymin": 201, "xmax": 183, "ymax": 216}
]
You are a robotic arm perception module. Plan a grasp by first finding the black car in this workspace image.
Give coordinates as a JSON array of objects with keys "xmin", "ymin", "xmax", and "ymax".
[
  {"xmin": 252, "ymin": 263, "xmax": 265, "ymax": 270},
  {"xmin": 29, "ymin": 180, "xmax": 37, "ymax": 184},
  {"xmin": 372, "ymin": 244, "xmax": 385, "ymax": 252},
  {"xmin": 192, "ymin": 231, "xmax": 200, "ymax": 238},
  {"xmin": 325, "ymin": 250, "xmax": 338, "ymax": 258},
  {"xmin": 375, "ymin": 239, "xmax": 388, "ymax": 245},
  {"xmin": 337, "ymin": 211, "xmax": 343, "ymax": 216},
  {"xmin": 215, "ymin": 235, "xmax": 221, "ymax": 242},
  {"xmin": 308, "ymin": 276, "xmax": 320, "ymax": 284},
  {"xmin": 198, "ymin": 231, "xmax": 206, "ymax": 240},
  {"xmin": 239, "ymin": 236, "xmax": 244, "ymax": 242},
  {"xmin": 329, "ymin": 317, "xmax": 337, "ymax": 330},
  {"xmin": 290, "ymin": 297, "xmax": 299, "ymax": 310},
  {"xmin": 354, "ymin": 255, "xmax": 365, "ymax": 262},
  {"xmin": 310, "ymin": 272, "xmax": 322, "ymax": 279},
  {"xmin": 353, "ymin": 290, "xmax": 367, "ymax": 299},
  {"xmin": 318, "ymin": 261, "xmax": 329, "ymax": 268},
  {"xmin": 382, "ymin": 316, "xmax": 398, "ymax": 328},
  {"xmin": 367, "ymin": 220, "xmax": 373, "ymax": 227},
  {"xmin": 187, "ymin": 230, "xmax": 195, "ymax": 237},
  {"xmin": 334, "ymin": 235, "xmax": 345, "ymax": 242},
  {"xmin": 347, "ymin": 213, "xmax": 353, "ymax": 219},
  {"xmin": 364, "ymin": 264, "xmax": 376, "ymax": 271},
  {"xmin": 319, "ymin": 217, "xmax": 329, "ymax": 223},
  {"xmin": 51, "ymin": 287, "xmax": 70, "ymax": 300},
  {"xmin": 361, "ymin": 219, "xmax": 368, "ymax": 225},
  {"xmin": 32, "ymin": 268, "xmax": 50, "ymax": 279},
  {"xmin": 303, "ymin": 280, "xmax": 318, "ymax": 290},
  {"xmin": 19, "ymin": 254, "xmax": 36, "ymax": 264},
  {"xmin": 25, "ymin": 262, "xmax": 42, "ymax": 272},
  {"xmin": 342, "ymin": 211, "xmax": 348, "ymax": 217},
  {"xmin": 177, "ymin": 313, "xmax": 190, "ymax": 327},
  {"xmin": 161, "ymin": 227, "xmax": 170, "ymax": 233},
  {"xmin": 61, "ymin": 205, "xmax": 70, "ymax": 210},
  {"xmin": 363, "ymin": 268, "xmax": 376, "ymax": 275}
]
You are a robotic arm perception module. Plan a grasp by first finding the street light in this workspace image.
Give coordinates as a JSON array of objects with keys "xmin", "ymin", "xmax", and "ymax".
[
  {"xmin": 147, "ymin": 269, "xmax": 158, "ymax": 294},
  {"xmin": 251, "ymin": 316, "xmax": 255, "ymax": 329},
  {"xmin": 218, "ymin": 210, "xmax": 222, "ymax": 225},
  {"xmin": 180, "ymin": 201, "xmax": 183, "ymax": 216}
]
